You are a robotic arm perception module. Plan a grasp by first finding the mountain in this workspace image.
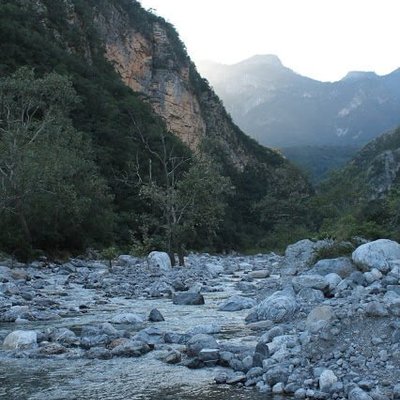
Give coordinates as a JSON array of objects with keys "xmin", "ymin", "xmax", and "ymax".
[
  {"xmin": 315, "ymin": 126, "xmax": 400, "ymax": 242},
  {"xmin": 0, "ymin": 0, "xmax": 312, "ymax": 254},
  {"xmin": 197, "ymin": 56, "xmax": 400, "ymax": 180}
]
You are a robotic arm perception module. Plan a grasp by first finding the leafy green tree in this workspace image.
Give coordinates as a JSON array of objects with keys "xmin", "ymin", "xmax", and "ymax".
[
  {"xmin": 0, "ymin": 67, "xmax": 113, "ymax": 258},
  {"xmin": 138, "ymin": 134, "xmax": 231, "ymax": 265}
]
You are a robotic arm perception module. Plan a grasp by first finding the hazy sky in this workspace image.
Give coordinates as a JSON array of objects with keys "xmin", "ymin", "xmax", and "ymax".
[{"xmin": 139, "ymin": 0, "xmax": 400, "ymax": 82}]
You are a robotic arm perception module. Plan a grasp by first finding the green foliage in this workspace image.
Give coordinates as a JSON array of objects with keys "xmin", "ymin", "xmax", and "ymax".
[
  {"xmin": 0, "ymin": 68, "xmax": 113, "ymax": 258},
  {"xmin": 312, "ymin": 241, "xmax": 355, "ymax": 263}
]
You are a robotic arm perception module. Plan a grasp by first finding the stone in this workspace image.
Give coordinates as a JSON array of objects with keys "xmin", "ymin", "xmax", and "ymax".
[
  {"xmin": 349, "ymin": 387, "xmax": 374, "ymax": 400},
  {"xmin": 37, "ymin": 343, "xmax": 67, "ymax": 356},
  {"xmin": 110, "ymin": 339, "xmax": 150, "ymax": 357},
  {"xmin": 248, "ymin": 269, "xmax": 270, "ymax": 279},
  {"xmin": 111, "ymin": 313, "xmax": 144, "ymax": 325},
  {"xmin": 186, "ymin": 334, "xmax": 219, "ymax": 357},
  {"xmin": 319, "ymin": 369, "xmax": 338, "ymax": 392},
  {"xmin": 163, "ymin": 350, "xmax": 181, "ymax": 364},
  {"xmin": 292, "ymin": 274, "xmax": 328, "ymax": 292},
  {"xmin": 264, "ymin": 365, "xmax": 290, "ymax": 386},
  {"xmin": 393, "ymin": 384, "xmax": 400, "ymax": 399},
  {"xmin": 365, "ymin": 301, "xmax": 389, "ymax": 317},
  {"xmin": 297, "ymin": 288, "xmax": 324, "ymax": 303},
  {"xmin": 86, "ymin": 347, "xmax": 112, "ymax": 359},
  {"xmin": 352, "ymin": 239, "xmax": 400, "ymax": 273},
  {"xmin": 254, "ymin": 288, "xmax": 297, "ymax": 322},
  {"xmin": 311, "ymin": 257, "xmax": 355, "ymax": 278},
  {"xmin": 218, "ymin": 295, "xmax": 256, "ymax": 311},
  {"xmin": 205, "ymin": 263, "xmax": 224, "ymax": 277},
  {"xmin": 272, "ymin": 382, "xmax": 285, "ymax": 393},
  {"xmin": 3, "ymin": 330, "xmax": 37, "ymax": 350},
  {"xmin": 226, "ymin": 372, "xmax": 246, "ymax": 384},
  {"xmin": 117, "ymin": 255, "xmax": 138, "ymax": 266},
  {"xmin": 147, "ymin": 251, "xmax": 171, "ymax": 272},
  {"xmin": 284, "ymin": 239, "xmax": 332, "ymax": 273},
  {"xmin": 306, "ymin": 306, "xmax": 335, "ymax": 333},
  {"xmin": 324, "ymin": 273, "xmax": 342, "ymax": 290},
  {"xmin": 172, "ymin": 292, "xmax": 205, "ymax": 305},
  {"xmin": 198, "ymin": 348, "xmax": 219, "ymax": 361},
  {"xmin": 148, "ymin": 308, "xmax": 165, "ymax": 322}
]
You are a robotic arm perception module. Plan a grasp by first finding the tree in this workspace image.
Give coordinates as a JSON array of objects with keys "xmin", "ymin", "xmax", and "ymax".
[
  {"xmin": 0, "ymin": 67, "xmax": 113, "ymax": 258},
  {"xmin": 136, "ymin": 132, "xmax": 231, "ymax": 265}
]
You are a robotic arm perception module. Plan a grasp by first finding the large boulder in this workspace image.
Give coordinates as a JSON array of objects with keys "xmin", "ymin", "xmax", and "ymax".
[
  {"xmin": 254, "ymin": 289, "xmax": 297, "ymax": 322},
  {"xmin": 172, "ymin": 292, "xmax": 205, "ymax": 305},
  {"xmin": 348, "ymin": 387, "xmax": 373, "ymax": 400},
  {"xmin": 111, "ymin": 313, "xmax": 144, "ymax": 326},
  {"xmin": 147, "ymin": 251, "xmax": 171, "ymax": 273},
  {"xmin": 352, "ymin": 239, "xmax": 400, "ymax": 273},
  {"xmin": 310, "ymin": 257, "xmax": 355, "ymax": 278},
  {"xmin": 3, "ymin": 330, "xmax": 37, "ymax": 350},
  {"xmin": 218, "ymin": 295, "xmax": 256, "ymax": 312},
  {"xmin": 319, "ymin": 369, "xmax": 338, "ymax": 392}
]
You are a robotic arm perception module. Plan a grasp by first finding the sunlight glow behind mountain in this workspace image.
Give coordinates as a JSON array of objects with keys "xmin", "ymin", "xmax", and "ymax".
[{"xmin": 139, "ymin": 0, "xmax": 400, "ymax": 82}]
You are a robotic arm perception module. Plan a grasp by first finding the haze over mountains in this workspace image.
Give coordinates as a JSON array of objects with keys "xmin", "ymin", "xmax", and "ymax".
[{"xmin": 197, "ymin": 55, "xmax": 400, "ymax": 180}]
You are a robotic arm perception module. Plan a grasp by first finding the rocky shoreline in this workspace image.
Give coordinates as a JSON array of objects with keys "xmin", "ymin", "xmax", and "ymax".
[{"xmin": 1, "ymin": 239, "xmax": 400, "ymax": 399}]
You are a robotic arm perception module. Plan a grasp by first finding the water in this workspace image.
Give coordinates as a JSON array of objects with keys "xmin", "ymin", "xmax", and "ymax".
[{"xmin": 0, "ymin": 274, "xmax": 289, "ymax": 400}]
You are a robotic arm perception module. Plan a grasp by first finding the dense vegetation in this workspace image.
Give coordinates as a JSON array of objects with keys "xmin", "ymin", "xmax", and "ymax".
[
  {"xmin": 312, "ymin": 127, "xmax": 400, "ymax": 244},
  {"xmin": 0, "ymin": 0, "xmax": 314, "ymax": 260}
]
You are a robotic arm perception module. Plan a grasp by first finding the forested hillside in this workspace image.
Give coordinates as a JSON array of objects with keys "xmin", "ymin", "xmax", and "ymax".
[{"xmin": 0, "ymin": 0, "xmax": 312, "ymax": 259}]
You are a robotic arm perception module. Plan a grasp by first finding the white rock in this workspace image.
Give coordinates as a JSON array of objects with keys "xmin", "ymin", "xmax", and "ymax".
[
  {"xmin": 3, "ymin": 330, "xmax": 37, "ymax": 350},
  {"xmin": 352, "ymin": 239, "xmax": 400, "ymax": 272},
  {"xmin": 319, "ymin": 369, "xmax": 338, "ymax": 392},
  {"xmin": 148, "ymin": 251, "xmax": 171, "ymax": 272},
  {"xmin": 306, "ymin": 306, "xmax": 335, "ymax": 333},
  {"xmin": 111, "ymin": 313, "xmax": 144, "ymax": 325},
  {"xmin": 324, "ymin": 273, "xmax": 342, "ymax": 290}
]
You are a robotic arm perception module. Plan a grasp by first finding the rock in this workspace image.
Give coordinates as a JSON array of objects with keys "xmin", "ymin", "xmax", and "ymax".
[
  {"xmin": 172, "ymin": 292, "xmax": 204, "ymax": 305},
  {"xmin": 205, "ymin": 263, "xmax": 224, "ymax": 277},
  {"xmin": 365, "ymin": 301, "xmax": 389, "ymax": 317},
  {"xmin": 111, "ymin": 313, "xmax": 144, "ymax": 325},
  {"xmin": 284, "ymin": 239, "xmax": 332, "ymax": 273},
  {"xmin": 311, "ymin": 257, "xmax": 355, "ymax": 278},
  {"xmin": 37, "ymin": 343, "xmax": 67, "ymax": 356},
  {"xmin": 218, "ymin": 295, "xmax": 256, "ymax": 311},
  {"xmin": 306, "ymin": 306, "xmax": 335, "ymax": 333},
  {"xmin": 292, "ymin": 274, "xmax": 328, "ymax": 292},
  {"xmin": 11, "ymin": 268, "xmax": 30, "ymax": 280},
  {"xmin": 148, "ymin": 308, "xmax": 165, "ymax": 322},
  {"xmin": 352, "ymin": 239, "xmax": 400, "ymax": 273},
  {"xmin": 393, "ymin": 384, "xmax": 400, "ymax": 399},
  {"xmin": 264, "ymin": 365, "xmax": 289, "ymax": 386},
  {"xmin": 253, "ymin": 341, "xmax": 269, "ymax": 367},
  {"xmin": 148, "ymin": 251, "xmax": 171, "ymax": 272},
  {"xmin": 163, "ymin": 350, "xmax": 181, "ymax": 364},
  {"xmin": 254, "ymin": 288, "xmax": 297, "ymax": 322},
  {"xmin": 272, "ymin": 382, "xmax": 285, "ymax": 393},
  {"xmin": 226, "ymin": 372, "xmax": 246, "ymax": 384},
  {"xmin": 214, "ymin": 371, "xmax": 229, "ymax": 384},
  {"xmin": 297, "ymin": 288, "xmax": 325, "ymax": 303},
  {"xmin": 364, "ymin": 268, "xmax": 383, "ymax": 284},
  {"xmin": 110, "ymin": 339, "xmax": 150, "ymax": 357},
  {"xmin": 48, "ymin": 327, "xmax": 78, "ymax": 346},
  {"xmin": 248, "ymin": 269, "xmax": 270, "ymax": 279},
  {"xmin": 117, "ymin": 255, "xmax": 138, "ymax": 266},
  {"xmin": 186, "ymin": 334, "xmax": 219, "ymax": 357},
  {"xmin": 198, "ymin": 348, "xmax": 219, "ymax": 361},
  {"xmin": 86, "ymin": 347, "xmax": 112, "ymax": 359},
  {"xmin": 319, "ymin": 369, "xmax": 338, "ymax": 392},
  {"xmin": 349, "ymin": 387, "xmax": 373, "ymax": 400},
  {"xmin": 3, "ymin": 330, "xmax": 37, "ymax": 350},
  {"xmin": 324, "ymin": 273, "xmax": 342, "ymax": 290},
  {"xmin": 163, "ymin": 332, "xmax": 190, "ymax": 344}
]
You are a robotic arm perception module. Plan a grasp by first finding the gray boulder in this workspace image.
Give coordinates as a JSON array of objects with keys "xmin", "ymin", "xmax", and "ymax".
[
  {"xmin": 173, "ymin": 292, "xmax": 205, "ymax": 305},
  {"xmin": 284, "ymin": 239, "xmax": 332, "ymax": 273},
  {"xmin": 319, "ymin": 369, "xmax": 338, "ymax": 392},
  {"xmin": 148, "ymin": 251, "xmax": 171, "ymax": 272},
  {"xmin": 254, "ymin": 289, "xmax": 297, "ymax": 322},
  {"xmin": 311, "ymin": 257, "xmax": 355, "ymax": 278},
  {"xmin": 306, "ymin": 305, "xmax": 335, "ymax": 333},
  {"xmin": 148, "ymin": 308, "xmax": 165, "ymax": 322},
  {"xmin": 218, "ymin": 295, "xmax": 256, "ymax": 311},
  {"xmin": 352, "ymin": 239, "xmax": 400, "ymax": 272},
  {"xmin": 3, "ymin": 330, "xmax": 37, "ymax": 350},
  {"xmin": 186, "ymin": 334, "xmax": 219, "ymax": 357},
  {"xmin": 292, "ymin": 274, "xmax": 328, "ymax": 292},
  {"xmin": 111, "ymin": 313, "xmax": 144, "ymax": 325}
]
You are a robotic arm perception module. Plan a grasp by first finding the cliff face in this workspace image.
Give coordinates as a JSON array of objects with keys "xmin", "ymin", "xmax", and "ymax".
[{"xmin": 99, "ymin": 14, "xmax": 206, "ymax": 150}]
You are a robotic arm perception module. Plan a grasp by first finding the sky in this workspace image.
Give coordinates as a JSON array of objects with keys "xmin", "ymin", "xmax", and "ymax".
[{"xmin": 139, "ymin": 0, "xmax": 400, "ymax": 82}]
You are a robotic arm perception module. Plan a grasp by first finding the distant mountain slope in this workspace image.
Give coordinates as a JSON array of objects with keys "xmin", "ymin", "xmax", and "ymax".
[{"xmin": 198, "ymin": 55, "xmax": 400, "ymax": 149}]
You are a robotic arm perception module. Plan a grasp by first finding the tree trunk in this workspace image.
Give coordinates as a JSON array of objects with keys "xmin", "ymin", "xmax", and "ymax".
[
  {"xmin": 168, "ymin": 252, "xmax": 176, "ymax": 267},
  {"xmin": 178, "ymin": 245, "xmax": 185, "ymax": 266},
  {"xmin": 16, "ymin": 199, "xmax": 32, "ymax": 245}
]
